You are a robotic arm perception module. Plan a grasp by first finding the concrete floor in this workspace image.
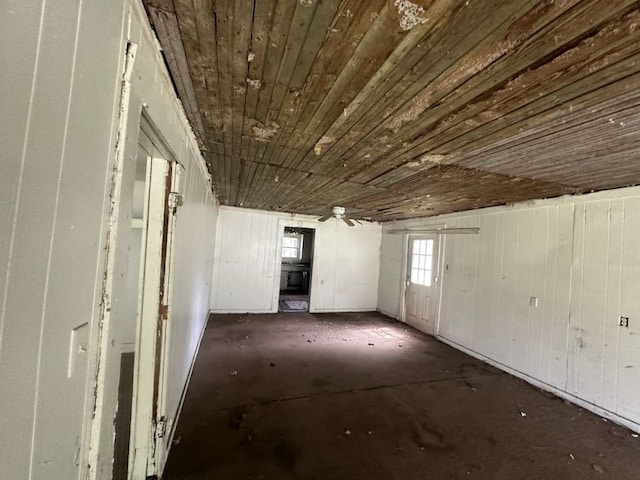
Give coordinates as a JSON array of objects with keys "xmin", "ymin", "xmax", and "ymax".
[{"xmin": 163, "ymin": 312, "xmax": 640, "ymax": 480}]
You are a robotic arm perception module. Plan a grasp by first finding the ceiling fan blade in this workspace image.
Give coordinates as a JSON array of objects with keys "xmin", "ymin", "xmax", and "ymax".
[
  {"xmin": 342, "ymin": 216, "xmax": 355, "ymax": 227},
  {"xmin": 317, "ymin": 213, "xmax": 333, "ymax": 222}
]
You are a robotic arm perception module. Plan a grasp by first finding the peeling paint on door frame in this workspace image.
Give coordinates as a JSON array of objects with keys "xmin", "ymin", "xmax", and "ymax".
[{"xmin": 86, "ymin": 40, "xmax": 138, "ymax": 480}]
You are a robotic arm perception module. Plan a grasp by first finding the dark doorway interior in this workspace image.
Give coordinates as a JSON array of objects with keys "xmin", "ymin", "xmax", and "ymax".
[
  {"xmin": 278, "ymin": 227, "xmax": 314, "ymax": 312},
  {"xmin": 112, "ymin": 352, "xmax": 135, "ymax": 480}
]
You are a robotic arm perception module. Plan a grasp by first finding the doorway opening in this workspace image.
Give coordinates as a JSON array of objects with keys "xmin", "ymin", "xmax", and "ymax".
[
  {"xmin": 402, "ymin": 235, "xmax": 441, "ymax": 336},
  {"xmin": 112, "ymin": 129, "xmax": 152, "ymax": 479},
  {"xmin": 278, "ymin": 227, "xmax": 315, "ymax": 313},
  {"xmin": 111, "ymin": 115, "xmax": 181, "ymax": 480}
]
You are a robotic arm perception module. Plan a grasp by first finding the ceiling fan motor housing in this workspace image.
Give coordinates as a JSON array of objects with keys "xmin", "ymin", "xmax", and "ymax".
[{"xmin": 332, "ymin": 206, "xmax": 346, "ymax": 218}]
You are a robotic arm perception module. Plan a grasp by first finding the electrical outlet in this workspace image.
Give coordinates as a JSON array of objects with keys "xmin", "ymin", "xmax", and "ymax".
[
  {"xmin": 619, "ymin": 316, "xmax": 629, "ymax": 328},
  {"xmin": 529, "ymin": 296, "xmax": 539, "ymax": 307}
]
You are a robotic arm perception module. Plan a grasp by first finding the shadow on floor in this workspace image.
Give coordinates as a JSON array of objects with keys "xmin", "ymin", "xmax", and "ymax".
[{"xmin": 163, "ymin": 312, "xmax": 640, "ymax": 480}]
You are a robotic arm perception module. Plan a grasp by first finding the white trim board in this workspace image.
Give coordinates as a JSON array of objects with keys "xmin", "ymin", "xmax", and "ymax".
[
  {"xmin": 209, "ymin": 309, "xmax": 276, "ymax": 314},
  {"xmin": 377, "ymin": 308, "xmax": 400, "ymax": 320}
]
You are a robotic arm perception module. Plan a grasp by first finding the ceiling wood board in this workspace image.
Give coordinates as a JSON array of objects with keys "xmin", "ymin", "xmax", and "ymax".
[{"xmin": 144, "ymin": 0, "xmax": 640, "ymax": 221}]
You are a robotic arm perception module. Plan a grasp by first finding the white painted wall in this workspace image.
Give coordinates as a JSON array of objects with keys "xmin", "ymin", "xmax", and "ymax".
[
  {"xmin": 378, "ymin": 186, "xmax": 640, "ymax": 432},
  {"xmin": 0, "ymin": 1, "xmax": 217, "ymax": 479},
  {"xmin": 210, "ymin": 207, "xmax": 382, "ymax": 313}
]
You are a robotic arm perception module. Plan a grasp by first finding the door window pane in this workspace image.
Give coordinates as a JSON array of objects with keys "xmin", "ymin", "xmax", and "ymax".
[{"xmin": 410, "ymin": 239, "xmax": 434, "ymax": 286}]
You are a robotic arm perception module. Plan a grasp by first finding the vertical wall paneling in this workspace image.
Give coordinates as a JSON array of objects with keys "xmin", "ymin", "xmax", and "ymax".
[
  {"xmin": 548, "ymin": 204, "xmax": 573, "ymax": 391},
  {"xmin": 0, "ymin": 1, "xmax": 217, "ymax": 478},
  {"xmin": 617, "ymin": 197, "xmax": 640, "ymax": 424},
  {"xmin": 601, "ymin": 201, "xmax": 623, "ymax": 414},
  {"xmin": 478, "ymin": 214, "xmax": 502, "ymax": 360},
  {"xmin": 0, "ymin": 1, "xmax": 43, "ymax": 323},
  {"xmin": 528, "ymin": 207, "xmax": 549, "ymax": 382},
  {"xmin": 210, "ymin": 207, "xmax": 382, "ymax": 313},
  {"xmin": 377, "ymin": 230, "xmax": 404, "ymax": 318},
  {"xmin": 566, "ymin": 203, "xmax": 585, "ymax": 395},
  {"xmin": 378, "ymin": 187, "xmax": 640, "ymax": 432}
]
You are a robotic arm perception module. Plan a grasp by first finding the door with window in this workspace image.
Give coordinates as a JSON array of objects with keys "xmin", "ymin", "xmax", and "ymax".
[{"xmin": 404, "ymin": 236, "xmax": 440, "ymax": 335}]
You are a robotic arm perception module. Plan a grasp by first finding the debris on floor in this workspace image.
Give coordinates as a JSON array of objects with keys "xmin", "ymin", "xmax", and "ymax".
[
  {"xmin": 229, "ymin": 406, "xmax": 248, "ymax": 430},
  {"xmin": 164, "ymin": 312, "xmax": 640, "ymax": 479}
]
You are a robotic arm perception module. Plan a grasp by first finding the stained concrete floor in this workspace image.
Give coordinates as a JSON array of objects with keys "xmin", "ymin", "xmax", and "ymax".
[{"xmin": 163, "ymin": 312, "xmax": 640, "ymax": 480}]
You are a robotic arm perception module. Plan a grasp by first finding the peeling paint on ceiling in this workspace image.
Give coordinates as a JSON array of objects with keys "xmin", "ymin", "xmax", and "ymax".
[{"xmin": 143, "ymin": 0, "xmax": 640, "ymax": 221}]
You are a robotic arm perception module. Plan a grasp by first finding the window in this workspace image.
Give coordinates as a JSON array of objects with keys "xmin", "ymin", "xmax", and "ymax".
[
  {"xmin": 282, "ymin": 234, "xmax": 303, "ymax": 260},
  {"xmin": 410, "ymin": 238, "xmax": 434, "ymax": 286}
]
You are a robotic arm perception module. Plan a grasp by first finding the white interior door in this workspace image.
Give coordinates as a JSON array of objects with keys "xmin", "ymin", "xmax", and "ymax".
[
  {"xmin": 404, "ymin": 236, "xmax": 440, "ymax": 335},
  {"xmin": 129, "ymin": 155, "xmax": 172, "ymax": 479}
]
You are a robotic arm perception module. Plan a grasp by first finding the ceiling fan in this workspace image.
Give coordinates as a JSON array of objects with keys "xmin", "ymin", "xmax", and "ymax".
[{"xmin": 317, "ymin": 206, "xmax": 360, "ymax": 226}]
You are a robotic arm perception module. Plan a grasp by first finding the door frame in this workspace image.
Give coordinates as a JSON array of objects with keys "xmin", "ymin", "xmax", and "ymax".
[
  {"xmin": 128, "ymin": 117, "xmax": 182, "ymax": 479},
  {"xmin": 272, "ymin": 218, "xmax": 318, "ymax": 313},
  {"xmin": 154, "ymin": 161, "xmax": 183, "ymax": 470},
  {"xmin": 399, "ymin": 227, "xmax": 446, "ymax": 335}
]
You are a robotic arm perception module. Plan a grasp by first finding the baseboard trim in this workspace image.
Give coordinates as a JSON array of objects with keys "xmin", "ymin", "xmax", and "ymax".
[
  {"xmin": 209, "ymin": 308, "xmax": 378, "ymax": 314},
  {"xmin": 209, "ymin": 309, "xmax": 275, "ymax": 314},
  {"xmin": 376, "ymin": 308, "xmax": 400, "ymax": 320},
  {"xmin": 437, "ymin": 335, "xmax": 640, "ymax": 435},
  {"xmin": 310, "ymin": 308, "xmax": 377, "ymax": 313}
]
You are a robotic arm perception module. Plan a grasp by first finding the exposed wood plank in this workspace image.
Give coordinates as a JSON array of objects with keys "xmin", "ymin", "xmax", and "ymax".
[
  {"xmin": 293, "ymin": 0, "xmax": 542, "ymax": 174},
  {"xmin": 172, "ymin": 0, "xmax": 224, "ymax": 147},
  {"xmin": 347, "ymin": 1, "xmax": 640, "ymax": 184},
  {"xmin": 229, "ymin": 0, "xmax": 256, "ymax": 203},
  {"xmin": 307, "ymin": 0, "xmax": 579, "ymax": 177},
  {"xmin": 273, "ymin": 0, "xmax": 389, "ymax": 168},
  {"xmin": 247, "ymin": 0, "xmax": 342, "ymax": 204},
  {"xmin": 147, "ymin": 0, "xmax": 640, "ymax": 221},
  {"xmin": 145, "ymin": 2, "xmax": 207, "ymax": 146}
]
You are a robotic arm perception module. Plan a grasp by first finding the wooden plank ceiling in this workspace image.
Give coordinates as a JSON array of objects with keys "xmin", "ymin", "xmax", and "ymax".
[{"xmin": 144, "ymin": 0, "xmax": 640, "ymax": 221}]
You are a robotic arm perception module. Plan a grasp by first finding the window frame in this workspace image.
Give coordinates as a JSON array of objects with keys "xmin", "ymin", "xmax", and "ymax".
[{"xmin": 282, "ymin": 233, "xmax": 303, "ymax": 261}]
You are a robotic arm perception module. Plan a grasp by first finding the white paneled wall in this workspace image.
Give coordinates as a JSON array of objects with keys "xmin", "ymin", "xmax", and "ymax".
[
  {"xmin": 211, "ymin": 207, "xmax": 382, "ymax": 313},
  {"xmin": 0, "ymin": 1, "xmax": 217, "ymax": 479},
  {"xmin": 379, "ymin": 187, "xmax": 640, "ymax": 432},
  {"xmin": 211, "ymin": 208, "xmax": 281, "ymax": 311}
]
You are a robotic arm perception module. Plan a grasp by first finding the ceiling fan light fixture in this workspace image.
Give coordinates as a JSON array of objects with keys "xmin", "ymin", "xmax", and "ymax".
[{"xmin": 318, "ymin": 206, "xmax": 356, "ymax": 226}]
